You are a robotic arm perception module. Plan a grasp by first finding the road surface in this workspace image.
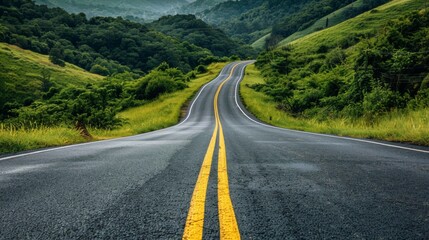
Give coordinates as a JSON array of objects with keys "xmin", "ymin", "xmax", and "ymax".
[{"xmin": 1, "ymin": 62, "xmax": 428, "ymax": 239}]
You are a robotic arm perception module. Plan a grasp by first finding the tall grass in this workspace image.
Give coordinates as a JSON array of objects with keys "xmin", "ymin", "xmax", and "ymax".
[
  {"xmin": 0, "ymin": 63, "xmax": 227, "ymax": 154},
  {"xmin": 240, "ymin": 64, "xmax": 429, "ymax": 146},
  {"xmin": 0, "ymin": 124, "xmax": 84, "ymax": 154}
]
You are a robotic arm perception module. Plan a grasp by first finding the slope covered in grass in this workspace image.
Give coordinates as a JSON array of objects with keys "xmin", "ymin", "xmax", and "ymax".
[
  {"xmin": 288, "ymin": 0, "xmax": 423, "ymax": 52},
  {"xmin": 244, "ymin": 0, "xmax": 429, "ymax": 145},
  {"xmin": 278, "ymin": 0, "xmax": 365, "ymax": 46},
  {"xmin": 0, "ymin": 42, "xmax": 103, "ymax": 116}
]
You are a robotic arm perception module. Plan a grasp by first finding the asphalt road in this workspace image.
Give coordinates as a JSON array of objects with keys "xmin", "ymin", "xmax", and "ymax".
[{"xmin": 1, "ymin": 62, "xmax": 428, "ymax": 239}]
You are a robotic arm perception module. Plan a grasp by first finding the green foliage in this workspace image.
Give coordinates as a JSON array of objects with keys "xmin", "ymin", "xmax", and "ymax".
[
  {"xmin": 255, "ymin": 5, "xmax": 429, "ymax": 123},
  {"xmin": 0, "ymin": 0, "xmax": 214, "ymax": 74},
  {"xmin": 268, "ymin": 0, "xmax": 388, "ymax": 48},
  {"xmin": 90, "ymin": 64, "xmax": 110, "ymax": 76},
  {"xmin": 241, "ymin": 64, "xmax": 429, "ymax": 146},
  {"xmin": 9, "ymin": 84, "xmax": 125, "ymax": 130},
  {"xmin": 49, "ymin": 43, "xmax": 65, "ymax": 66},
  {"xmin": 363, "ymin": 86, "xmax": 404, "ymax": 117},
  {"xmin": 149, "ymin": 14, "xmax": 256, "ymax": 58},
  {"xmin": 196, "ymin": 65, "xmax": 208, "ymax": 74},
  {"xmin": 0, "ymin": 62, "xmax": 227, "ymax": 154},
  {"xmin": 199, "ymin": 0, "xmax": 331, "ymax": 44},
  {"xmin": 135, "ymin": 63, "xmax": 188, "ymax": 100},
  {"xmin": 0, "ymin": 42, "xmax": 103, "ymax": 120}
]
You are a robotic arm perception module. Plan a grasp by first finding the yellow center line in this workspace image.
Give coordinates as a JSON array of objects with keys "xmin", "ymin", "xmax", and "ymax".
[
  {"xmin": 183, "ymin": 64, "xmax": 240, "ymax": 240},
  {"xmin": 182, "ymin": 120, "xmax": 218, "ymax": 240},
  {"xmin": 215, "ymin": 67, "xmax": 241, "ymax": 240}
]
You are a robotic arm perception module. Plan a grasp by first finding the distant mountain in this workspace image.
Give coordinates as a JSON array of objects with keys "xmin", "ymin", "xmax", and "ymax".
[
  {"xmin": 176, "ymin": 0, "xmax": 228, "ymax": 14},
  {"xmin": 35, "ymin": 0, "xmax": 192, "ymax": 20},
  {"xmin": 149, "ymin": 14, "xmax": 256, "ymax": 57},
  {"xmin": 197, "ymin": 0, "xmax": 356, "ymax": 44}
]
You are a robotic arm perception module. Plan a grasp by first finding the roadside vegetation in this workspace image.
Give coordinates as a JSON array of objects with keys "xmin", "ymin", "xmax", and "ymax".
[
  {"xmin": 241, "ymin": 64, "xmax": 429, "ymax": 145},
  {"xmin": 242, "ymin": 0, "xmax": 429, "ymax": 146},
  {"xmin": 0, "ymin": 62, "xmax": 226, "ymax": 154},
  {"xmin": 0, "ymin": 0, "xmax": 240, "ymax": 154}
]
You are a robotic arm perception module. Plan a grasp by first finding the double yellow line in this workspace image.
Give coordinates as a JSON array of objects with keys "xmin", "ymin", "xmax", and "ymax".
[{"xmin": 183, "ymin": 64, "xmax": 241, "ymax": 240}]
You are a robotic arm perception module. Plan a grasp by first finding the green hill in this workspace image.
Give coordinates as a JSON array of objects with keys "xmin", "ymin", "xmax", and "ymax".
[
  {"xmin": 148, "ymin": 14, "xmax": 256, "ymax": 58},
  {"xmin": 252, "ymin": 0, "xmax": 389, "ymax": 49},
  {"xmin": 252, "ymin": 0, "xmax": 368, "ymax": 49},
  {"xmin": 35, "ymin": 0, "xmax": 189, "ymax": 20},
  {"xmin": 0, "ymin": 42, "xmax": 103, "ymax": 116},
  {"xmin": 177, "ymin": 0, "xmax": 228, "ymax": 14},
  {"xmin": 277, "ymin": 0, "xmax": 366, "ymax": 47},
  {"xmin": 243, "ymin": 0, "xmax": 429, "ymax": 145},
  {"xmin": 200, "ymin": 0, "xmax": 358, "ymax": 44}
]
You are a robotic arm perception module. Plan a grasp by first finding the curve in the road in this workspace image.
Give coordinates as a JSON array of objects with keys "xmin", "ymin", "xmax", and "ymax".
[{"xmin": 1, "ymin": 61, "xmax": 428, "ymax": 240}]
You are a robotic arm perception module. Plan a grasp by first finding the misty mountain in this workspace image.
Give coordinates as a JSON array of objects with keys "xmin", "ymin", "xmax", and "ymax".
[
  {"xmin": 176, "ymin": 0, "xmax": 228, "ymax": 14},
  {"xmin": 35, "ymin": 0, "xmax": 192, "ymax": 20}
]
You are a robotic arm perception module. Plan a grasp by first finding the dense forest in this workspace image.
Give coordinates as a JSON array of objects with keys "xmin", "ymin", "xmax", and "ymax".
[
  {"xmin": 149, "ymin": 14, "xmax": 256, "ymax": 58},
  {"xmin": 0, "ymin": 0, "xmax": 225, "ymax": 74},
  {"xmin": 0, "ymin": 0, "xmax": 250, "ymax": 133},
  {"xmin": 254, "ymin": 9, "xmax": 429, "ymax": 123}
]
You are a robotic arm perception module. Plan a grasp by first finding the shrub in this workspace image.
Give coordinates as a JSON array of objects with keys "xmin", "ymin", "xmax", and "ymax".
[
  {"xmin": 363, "ymin": 86, "xmax": 404, "ymax": 116},
  {"xmin": 196, "ymin": 65, "xmax": 208, "ymax": 74}
]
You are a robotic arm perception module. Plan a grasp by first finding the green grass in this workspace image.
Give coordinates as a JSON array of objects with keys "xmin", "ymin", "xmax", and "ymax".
[
  {"xmin": 240, "ymin": 64, "xmax": 429, "ymax": 146},
  {"xmin": 0, "ymin": 62, "xmax": 227, "ymax": 154},
  {"xmin": 278, "ymin": 0, "xmax": 365, "ymax": 46},
  {"xmin": 283, "ymin": 0, "xmax": 422, "ymax": 52},
  {"xmin": 0, "ymin": 124, "xmax": 86, "ymax": 153},
  {"xmin": 252, "ymin": 0, "xmax": 365, "ymax": 49},
  {"xmin": 0, "ymin": 42, "xmax": 103, "ymax": 105},
  {"xmin": 251, "ymin": 33, "xmax": 270, "ymax": 50}
]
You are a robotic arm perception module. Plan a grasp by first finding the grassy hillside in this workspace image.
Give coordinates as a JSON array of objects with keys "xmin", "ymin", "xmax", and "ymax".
[
  {"xmin": 241, "ymin": 64, "xmax": 429, "ymax": 145},
  {"xmin": 253, "ymin": 0, "xmax": 388, "ymax": 49},
  {"xmin": 0, "ymin": 62, "xmax": 227, "ymax": 154},
  {"xmin": 244, "ymin": 0, "xmax": 429, "ymax": 145},
  {"xmin": 251, "ymin": 33, "xmax": 270, "ymax": 50},
  {"xmin": 202, "ymin": 0, "xmax": 355, "ymax": 44},
  {"xmin": 287, "ymin": 0, "xmax": 425, "ymax": 52},
  {"xmin": 0, "ymin": 42, "xmax": 103, "ymax": 114},
  {"xmin": 277, "ymin": 0, "xmax": 365, "ymax": 46}
]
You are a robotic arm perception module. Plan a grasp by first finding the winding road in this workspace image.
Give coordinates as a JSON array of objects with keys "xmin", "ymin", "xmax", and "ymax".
[{"xmin": 1, "ymin": 62, "xmax": 428, "ymax": 239}]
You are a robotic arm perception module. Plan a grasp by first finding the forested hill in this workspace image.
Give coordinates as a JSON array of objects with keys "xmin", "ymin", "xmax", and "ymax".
[
  {"xmin": 35, "ymin": 0, "xmax": 190, "ymax": 20},
  {"xmin": 196, "ymin": 0, "xmax": 355, "ymax": 44},
  {"xmin": 149, "ymin": 14, "xmax": 256, "ymax": 58},
  {"xmin": 176, "ymin": 0, "xmax": 228, "ymax": 15},
  {"xmin": 254, "ymin": 0, "xmax": 429, "ymax": 128},
  {"xmin": 0, "ymin": 0, "xmax": 248, "ymax": 74},
  {"xmin": 266, "ymin": 0, "xmax": 389, "ymax": 48}
]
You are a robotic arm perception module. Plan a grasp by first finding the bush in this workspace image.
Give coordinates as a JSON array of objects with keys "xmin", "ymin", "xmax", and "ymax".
[
  {"xmin": 134, "ymin": 63, "xmax": 188, "ymax": 100},
  {"xmin": 363, "ymin": 86, "xmax": 404, "ymax": 116},
  {"xmin": 90, "ymin": 64, "xmax": 110, "ymax": 76},
  {"xmin": 145, "ymin": 78, "xmax": 177, "ymax": 99},
  {"xmin": 196, "ymin": 65, "xmax": 208, "ymax": 74}
]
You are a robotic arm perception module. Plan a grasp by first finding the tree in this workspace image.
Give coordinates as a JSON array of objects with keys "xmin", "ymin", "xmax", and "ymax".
[
  {"xmin": 49, "ymin": 44, "xmax": 65, "ymax": 66},
  {"xmin": 90, "ymin": 64, "xmax": 110, "ymax": 76}
]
